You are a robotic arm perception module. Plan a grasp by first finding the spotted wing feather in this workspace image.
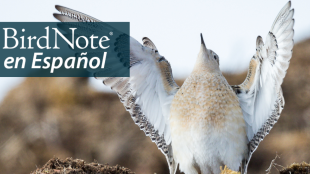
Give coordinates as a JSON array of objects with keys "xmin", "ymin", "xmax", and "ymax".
[
  {"xmin": 99, "ymin": 37, "xmax": 179, "ymax": 173},
  {"xmin": 142, "ymin": 37, "xmax": 158, "ymax": 51}
]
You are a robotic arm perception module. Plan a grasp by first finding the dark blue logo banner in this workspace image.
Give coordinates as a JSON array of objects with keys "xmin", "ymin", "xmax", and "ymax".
[{"xmin": 0, "ymin": 22, "xmax": 130, "ymax": 77}]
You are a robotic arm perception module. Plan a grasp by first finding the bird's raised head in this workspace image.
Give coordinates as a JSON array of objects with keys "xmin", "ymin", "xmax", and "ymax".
[{"xmin": 194, "ymin": 34, "xmax": 220, "ymax": 73}]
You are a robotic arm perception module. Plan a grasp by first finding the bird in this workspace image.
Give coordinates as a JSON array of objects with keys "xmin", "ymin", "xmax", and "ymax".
[{"xmin": 53, "ymin": 1, "xmax": 294, "ymax": 174}]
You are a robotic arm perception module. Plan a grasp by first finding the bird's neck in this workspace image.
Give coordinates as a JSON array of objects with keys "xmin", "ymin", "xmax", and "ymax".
[{"xmin": 193, "ymin": 56, "xmax": 221, "ymax": 74}]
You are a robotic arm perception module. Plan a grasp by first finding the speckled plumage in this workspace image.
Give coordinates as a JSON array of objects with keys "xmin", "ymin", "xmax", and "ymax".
[{"xmin": 170, "ymin": 41, "xmax": 248, "ymax": 174}]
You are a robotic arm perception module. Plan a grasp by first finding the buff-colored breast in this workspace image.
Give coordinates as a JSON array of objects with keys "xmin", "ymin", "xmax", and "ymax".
[
  {"xmin": 169, "ymin": 71, "xmax": 247, "ymax": 173},
  {"xmin": 170, "ymin": 71, "xmax": 244, "ymax": 130}
]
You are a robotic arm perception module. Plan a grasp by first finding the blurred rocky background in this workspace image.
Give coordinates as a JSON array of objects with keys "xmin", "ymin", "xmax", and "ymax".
[{"xmin": 0, "ymin": 39, "xmax": 310, "ymax": 174}]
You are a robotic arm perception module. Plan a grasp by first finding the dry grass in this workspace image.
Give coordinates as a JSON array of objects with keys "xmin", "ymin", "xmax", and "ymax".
[
  {"xmin": 220, "ymin": 166, "xmax": 240, "ymax": 174},
  {"xmin": 31, "ymin": 157, "xmax": 134, "ymax": 174},
  {"xmin": 266, "ymin": 154, "xmax": 310, "ymax": 174},
  {"xmin": 279, "ymin": 162, "xmax": 310, "ymax": 174}
]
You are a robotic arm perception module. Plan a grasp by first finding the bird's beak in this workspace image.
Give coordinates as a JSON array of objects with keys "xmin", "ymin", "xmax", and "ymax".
[
  {"xmin": 200, "ymin": 33, "xmax": 209, "ymax": 56},
  {"xmin": 201, "ymin": 33, "xmax": 205, "ymax": 47}
]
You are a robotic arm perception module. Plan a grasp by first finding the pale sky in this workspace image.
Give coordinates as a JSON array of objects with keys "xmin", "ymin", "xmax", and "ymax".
[{"xmin": 0, "ymin": 0, "xmax": 309, "ymax": 101}]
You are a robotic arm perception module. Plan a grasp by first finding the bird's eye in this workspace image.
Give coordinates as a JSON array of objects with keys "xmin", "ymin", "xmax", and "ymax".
[{"xmin": 214, "ymin": 55, "xmax": 217, "ymax": 59}]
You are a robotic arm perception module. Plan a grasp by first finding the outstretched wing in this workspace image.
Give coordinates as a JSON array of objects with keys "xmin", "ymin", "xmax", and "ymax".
[
  {"xmin": 54, "ymin": 6, "xmax": 179, "ymax": 172},
  {"xmin": 99, "ymin": 37, "xmax": 179, "ymax": 166},
  {"xmin": 231, "ymin": 1, "xmax": 294, "ymax": 173}
]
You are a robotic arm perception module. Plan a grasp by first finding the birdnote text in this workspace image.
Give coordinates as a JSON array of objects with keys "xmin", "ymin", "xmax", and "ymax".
[{"xmin": 0, "ymin": 22, "xmax": 130, "ymax": 77}]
